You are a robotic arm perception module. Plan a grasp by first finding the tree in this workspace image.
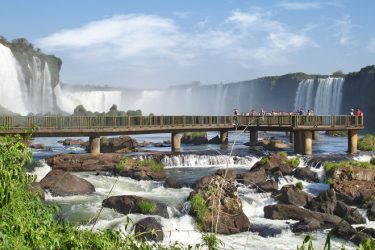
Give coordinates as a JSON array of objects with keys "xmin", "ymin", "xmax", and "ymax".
[{"xmin": 73, "ymin": 105, "xmax": 87, "ymax": 116}]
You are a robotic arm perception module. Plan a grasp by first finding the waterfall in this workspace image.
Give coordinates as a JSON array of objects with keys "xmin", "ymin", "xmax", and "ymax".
[
  {"xmin": 161, "ymin": 154, "xmax": 259, "ymax": 167},
  {"xmin": 294, "ymin": 77, "xmax": 344, "ymax": 115},
  {"xmin": 0, "ymin": 44, "xmax": 28, "ymax": 114},
  {"xmin": 314, "ymin": 78, "xmax": 344, "ymax": 115}
]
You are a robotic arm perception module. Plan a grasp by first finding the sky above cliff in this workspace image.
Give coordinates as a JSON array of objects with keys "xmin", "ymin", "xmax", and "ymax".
[{"xmin": 1, "ymin": 0, "xmax": 375, "ymax": 88}]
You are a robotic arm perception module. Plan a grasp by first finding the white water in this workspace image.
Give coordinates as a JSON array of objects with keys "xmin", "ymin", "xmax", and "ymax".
[
  {"xmin": 0, "ymin": 44, "xmax": 28, "ymax": 114},
  {"xmin": 294, "ymin": 77, "xmax": 344, "ymax": 115}
]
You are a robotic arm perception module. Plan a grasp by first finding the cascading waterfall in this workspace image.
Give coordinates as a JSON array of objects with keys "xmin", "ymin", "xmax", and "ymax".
[
  {"xmin": 294, "ymin": 77, "xmax": 344, "ymax": 115},
  {"xmin": 0, "ymin": 44, "xmax": 28, "ymax": 114},
  {"xmin": 161, "ymin": 154, "xmax": 259, "ymax": 167}
]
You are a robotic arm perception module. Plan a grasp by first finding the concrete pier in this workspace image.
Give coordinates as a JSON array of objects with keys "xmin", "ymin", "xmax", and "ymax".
[
  {"xmin": 88, "ymin": 135, "xmax": 100, "ymax": 155},
  {"xmin": 303, "ymin": 131, "xmax": 313, "ymax": 155},
  {"xmin": 171, "ymin": 132, "xmax": 182, "ymax": 153},
  {"xmin": 220, "ymin": 130, "xmax": 228, "ymax": 145},
  {"xmin": 250, "ymin": 130, "xmax": 258, "ymax": 144},
  {"xmin": 289, "ymin": 132, "xmax": 294, "ymax": 143},
  {"xmin": 312, "ymin": 131, "xmax": 319, "ymax": 140},
  {"xmin": 348, "ymin": 129, "xmax": 358, "ymax": 154},
  {"xmin": 293, "ymin": 131, "xmax": 302, "ymax": 154}
]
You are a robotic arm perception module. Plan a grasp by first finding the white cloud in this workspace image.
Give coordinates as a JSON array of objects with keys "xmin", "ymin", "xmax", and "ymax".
[
  {"xmin": 278, "ymin": 1, "xmax": 342, "ymax": 10},
  {"xmin": 37, "ymin": 10, "xmax": 314, "ymax": 73},
  {"xmin": 173, "ymin": 12, "xmax": 189, "ymax": 19},
  {"xmin": 332, "ymin": 15, "xmax": 354, "ymax": 46},
  {"xmin": 368, "ymin": 38, "xmax": 375, "ymax": 53}
]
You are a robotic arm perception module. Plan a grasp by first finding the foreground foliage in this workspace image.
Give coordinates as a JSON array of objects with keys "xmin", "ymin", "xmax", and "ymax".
[
  {"xmin": 358, "ymin": 134, "xmax": 375, "ymax": 151},
  {"xmin": 0, "ymin": 135, "xmax": 197, "ymax": 249}
]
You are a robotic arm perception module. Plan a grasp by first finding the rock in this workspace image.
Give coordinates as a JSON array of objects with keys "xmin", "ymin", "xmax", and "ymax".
[
  {"xmin": 134, "ymin": 217, "xmax": 164, "ymax": 242},
  {"xmin": 46, "ymin": 153, "xmax": 123, "ymax": 172},
  {"xmin": 264, "ymin": 140, "xmax": 288, "ymax": 150},
  {"xmin": 99, "ymin": 136, "xmax": 138, "ymax": 153},
  {"xmin": 250, "ymin": 224, "xmax": 283, "ymax": 237},
  {"xmin": 334, "ymin": 201, "xmax": 366, "ymax": 224},
  {"xmin": 293, "ymin": 167, "xmax": 319, "ymax": 183},
  {"xmin": 102, "ymin": 195, "xmax": 169, "ymax": 218},
  {"xmin": 117, "ymin": 166, "xmax": 166, "ymax": 181},
  {"xmin": 237, "ymin": 168, "xmax": 267, "ymax": 186},
  {"xmin": 272, "ymin": 184, "xmax": 312, "ymax": 207},
  {"xmin": 330, "ymin": 166, "xmax": 375, "ymax": 182},
  {"xmin": 332, "ymin": 179, "xmax": 375, "ymax": 205},
  {"xmin": 215, "ymin": 169, "xmax": 236, "ymax": 180},
  {"xmin": 208, "ymin": 135, "xmax": 221, "ymax": 144},
  {"xmin": 356, "ymin": 227, "xmax": 375, "ymax": 238},
  {"xmin": 181, "ymin": 133, "xmax": 208, "ymax": 145},
  {"xmin": 366, "ymin": 201, "xmax": 375, "ymax": 221},
  {"xmin": 28, "ymin": 182, "xmax": 45, "ymax": 200},
  {"xmin": 189, "ymin": 174, "xmax": 250, "ymax": 234},
  {"xmin": 332, "ymin": 223, "xmax": 373, "ymax": 246},
  {"xmin": 164, "ymin": 177, "xmax": 188, "ymax": 189},
  {"xmin": 29, "ymin": 144, "xmax": 52, "ymax": 151},
  {"xmin": 305, "ymin": 189, "xmax": 337, "ymax": 214},
  {"xmin": 256, "ymin": 180, "xmax": 279, "ymax": 192},
  {"xmin": 264, "ymin": 204, "xmax": 351, "ymax": 231},
  {"xmin": 61, "ymin": 138, "xmax": 86, "ymax": 146},
  {"xmin": 40, "ymin": 169, "xmax": 95, "ymax": 196},
  {"xmin": 251, "ymin": 153, "xmax": 293, "ymax": 176}
]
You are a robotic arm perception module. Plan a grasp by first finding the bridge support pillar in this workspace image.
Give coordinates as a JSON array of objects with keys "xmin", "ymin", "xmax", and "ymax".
[
  {"xmin": 303, "ymin": 131, "xmax": 313, "ymax": 155},
  {"xmin": 312, "ymin": 131, "xmax": 319, "ymax": 140},
  {"xmin": 220, "ymin": 130, "xmax": 228, "ymax": 145},
  {"xmin": 289, "ymin": 132, "xmax": 294, "ymax": 143},
  {"xmin": 293, "ymin": 131, "xmax": 305, "ymax": 154},
  {"xmin": 250, "ymin": 130, "xmax": 258, "ymax": 144},
  {"xmin": 171, "ymin": 132, "xmax": 182, "ymax": 153},
  {"xmin": 348, "ymin": 130, "xmax": 358, "ymax": 154},
  {"xmin": 89, "ymin": 135, "xmax": 100, "ymax": 155}
]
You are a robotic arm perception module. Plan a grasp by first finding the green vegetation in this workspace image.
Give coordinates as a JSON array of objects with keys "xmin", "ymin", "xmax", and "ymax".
[
  {"xmin": 138, "ymin": 159, "xmax": 164, "ymax": 173},
  {"xmin": 278, "ymin": 151, "xmax": 288, "ymax": 157},
  {"xmin": 73, "ymin": 104, "xmax": 142, "ymax": 117},
  {"xmin": 370, "ymin": 157, "xmax": 375, "ymax": 165},
  {"xmin": 116, "ymin": 156, "xmax": 130, "ymax": 171},
  {"xmin": 202, "ymin": 233, "xmax": 223, "ymax": 250},
  {"xmin": 358, "ymin": 134, "xmax": 375, "ymax": 151},
  {"xmin": 323, "ymin": 160, "xmax": 373, "ymax": 173},
  {"xmin": 190, "ymin": 192, "xmax": 208, "ymax": 229},
  {"xmin": 183, "ymin": 132, "xmax": 207, "ymax": 138},
  {"xmin": 296, "ymin": 181, "xmax": 304, "ymax": 190},
  {"xmin": 289, "ymin": 156, "xmax": 301, "ymax": 168},
  {"xmin": 138, "ymin": 200, "xmax": 157, "ymax": 214},
  {"xmin": 325, "ymin": 130, "xmax": 347, "ymax": 137},
  {"xmin": 297, "ymin": 235, "xmax": 375, "ymax": 250},
  {"xmin": 100, "ymin": 136, "xmax": 109, "ymax": 143},
  {"xmin": 259, "ymin": 156, "xmax": 270, "ymax": 165}
]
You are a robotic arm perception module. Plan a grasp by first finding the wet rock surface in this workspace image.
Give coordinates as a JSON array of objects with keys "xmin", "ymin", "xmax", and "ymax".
[
  {"xmin": 272, "ymin": 184, "xmax": 312, "ymax": 207},
  {"xmin": 134, "ymin": 217, "xmax": 164, "ymax": 242}
]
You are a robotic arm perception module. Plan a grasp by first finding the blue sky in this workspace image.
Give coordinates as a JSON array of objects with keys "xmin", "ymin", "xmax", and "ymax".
[{"xmin": 1, "ymin": 0, "xmax": 375, "ymax": 88}]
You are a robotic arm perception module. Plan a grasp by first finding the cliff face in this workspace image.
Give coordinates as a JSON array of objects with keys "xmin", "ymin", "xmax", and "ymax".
[
  {"xmin": 0, "ymin": 37, "xmax": 62, "ymax": 114},
  {"xmin": 342, "ymin": 65, "xmax": 375, "ymax": 132}
]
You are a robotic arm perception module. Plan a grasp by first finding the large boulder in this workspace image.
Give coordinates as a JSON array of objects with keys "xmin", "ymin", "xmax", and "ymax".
[
  {"xmin": 99, "ymin": 136, "xmax": 138, "ymax": 153},
  {"xmin": 164, "ymin": 177, "xmax": 188, "ymax": 189},
  {"xmin": 293, "ymin": 167, "xmax": 319, "ymax": 183},
  {"xmin": 40, "ymin": 169, "xmax": 95, "ymax": 196},
  {"xmin": 332, "ymin": 179, "xmax": 375, "ymax": 205},
  {"xmin": 189, "ymin": 174, "xmax": 250, "ymax": 234},
  {"xmin": 256, "ymin": 180, "xmax": 279, "ymax": 192},
  {"xmin": 334, "ymin": 201, "xmax": 366, "ymax": 224},
  {"xmin": 272, "ymin": 184, "xmax": 312, "ymax": 207},
  {"xmin": 329, "ymin": 165, "xmax": 375, "ymax": 182},
  {"xmin": 46, "ymin": 153, "xmax": 123, "ymax": 172},
  {"xmin": 61, "ymin": 138, "xmax": 87, "ymax": 147},
  {"xmin": 237, "ymin": 168, "xmax": 267, "ymax": 186},
  {"xmin": 102, "ymin": 195, "xmax": 169, "ymax": 218},
  {"xmin": 251, "ymin": 153, "xmax": 293, "ymax": 176},
  {"xmin": 305, "ymin": 189, "xmax": 337, "ymax": 214},
  {"xmin": 116, "ymin": 166, "xmax": 165, "ymax": 181},
  {"xmin": 366, "ymin": 201, "xmax": 375, "ymax": 221},
  {"xmin": 181, "ymin": 132, "xmax": 208, "ymax": 145},
  {"xmin": 134, "ymin": 217, "xmax": 164, "ymax": 242},
  {"xmin": 208, "ymin": 135, "xmax": 221, "ymax": 144}
]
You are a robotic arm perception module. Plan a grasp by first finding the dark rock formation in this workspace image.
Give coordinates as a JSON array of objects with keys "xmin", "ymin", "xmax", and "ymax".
[
  {"xmin": 61, "ymin": 139, "xmax": 87, "ymax": 147},
  {"xmin": 99, "ymin": 136, "xmax": 138, "ymax": 153},
  {"xmin": 102, "ymin": 195, "xmax": 169, "ymax": 218},
  {"xmin": 272, "ymin": 184, "xmax": 312, "ymax": 207},
  {"xmin": 116, "ymin": 166, "xmax": 166, "ymax": 181},
  {"xmin": 189, "ymin": 173, "xmax": 250, "ymax": 234},
  {"xmin": 181, "ymin": 132, "xmax": 208, "ymax": 145},
  {"xmin": 305, "ymin": 189, "xmax": 337, "ymax": 214},
  {"xmin": 366, "ymin": 201, "xmax": 375, "ymax": 221},
  {"xmin": 293, "ymin": 167, "xmax": 319, "ymax": 183},
  {"xmin": 251, "ymin": 154, "xmax": 293, "ymax": 176},
  {"xmin": 134, "ymin": 217, "xmax": 164, "ymax": 242},
  {"xmin": 237, "ymin": 168, "xmax": 267, "ymax": 186},
  {"xmin": 164, "ymin": 177, "xmax": 188, "ymax": 189},
  {"xmin": 40, "ymin": 169, "xmax": 95, "ymax": 196},
  {"xmin": 29, "ymin": 144, "xmax": 52, "ymax": 151},
  {"xmin": 46, "ymin": 153, "xmax": 123, "ymax": 172},
  {"xmin": 256, "ymin": 180, "xmax": 279, "ymax": 192},
  {"xmin": 332, "ymin": 179, "xmax": 375, "ymax": 205},
  {"xmin": 208, "ymin": 135, "xmax": 221, "ymax": 144},
  {"xmin": 334, "ymin": 201, "xmax": 366, "ymax": 224}
]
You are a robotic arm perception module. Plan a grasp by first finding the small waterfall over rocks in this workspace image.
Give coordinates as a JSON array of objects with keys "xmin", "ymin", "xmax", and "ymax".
[
  {"xmin": 161, "ymin": 154, "xmax": 260, "ymax": 167},
  {"xmin": 294, "ymin": 77, "xmax": 344, "ymax": 115}
]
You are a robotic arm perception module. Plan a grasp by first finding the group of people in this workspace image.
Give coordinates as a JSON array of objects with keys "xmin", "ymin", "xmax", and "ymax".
[
  {"xmin": 233, "ymin": 108, "xmax": 315, "ymax": 117},
  {"xmin": 350, "ymin": 108, "xmax": 364, "ymax": 116}
]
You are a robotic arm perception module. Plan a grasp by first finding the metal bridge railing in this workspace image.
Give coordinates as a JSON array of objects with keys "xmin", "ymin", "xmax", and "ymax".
[{"xmin": 0, "ymin": 115, "xmax": 363, "ymax": 131}]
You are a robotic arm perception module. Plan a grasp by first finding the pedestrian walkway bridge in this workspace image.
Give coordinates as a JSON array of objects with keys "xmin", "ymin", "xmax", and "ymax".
[{"xmin": 0, "ymin": 115, "xmax": 364, "ymax": 155}]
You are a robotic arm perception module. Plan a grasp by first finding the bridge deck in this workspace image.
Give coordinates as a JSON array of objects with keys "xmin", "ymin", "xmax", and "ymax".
[{"xmin": 0, "ymin": 115, "xmax": 364, "ymax": 137}]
